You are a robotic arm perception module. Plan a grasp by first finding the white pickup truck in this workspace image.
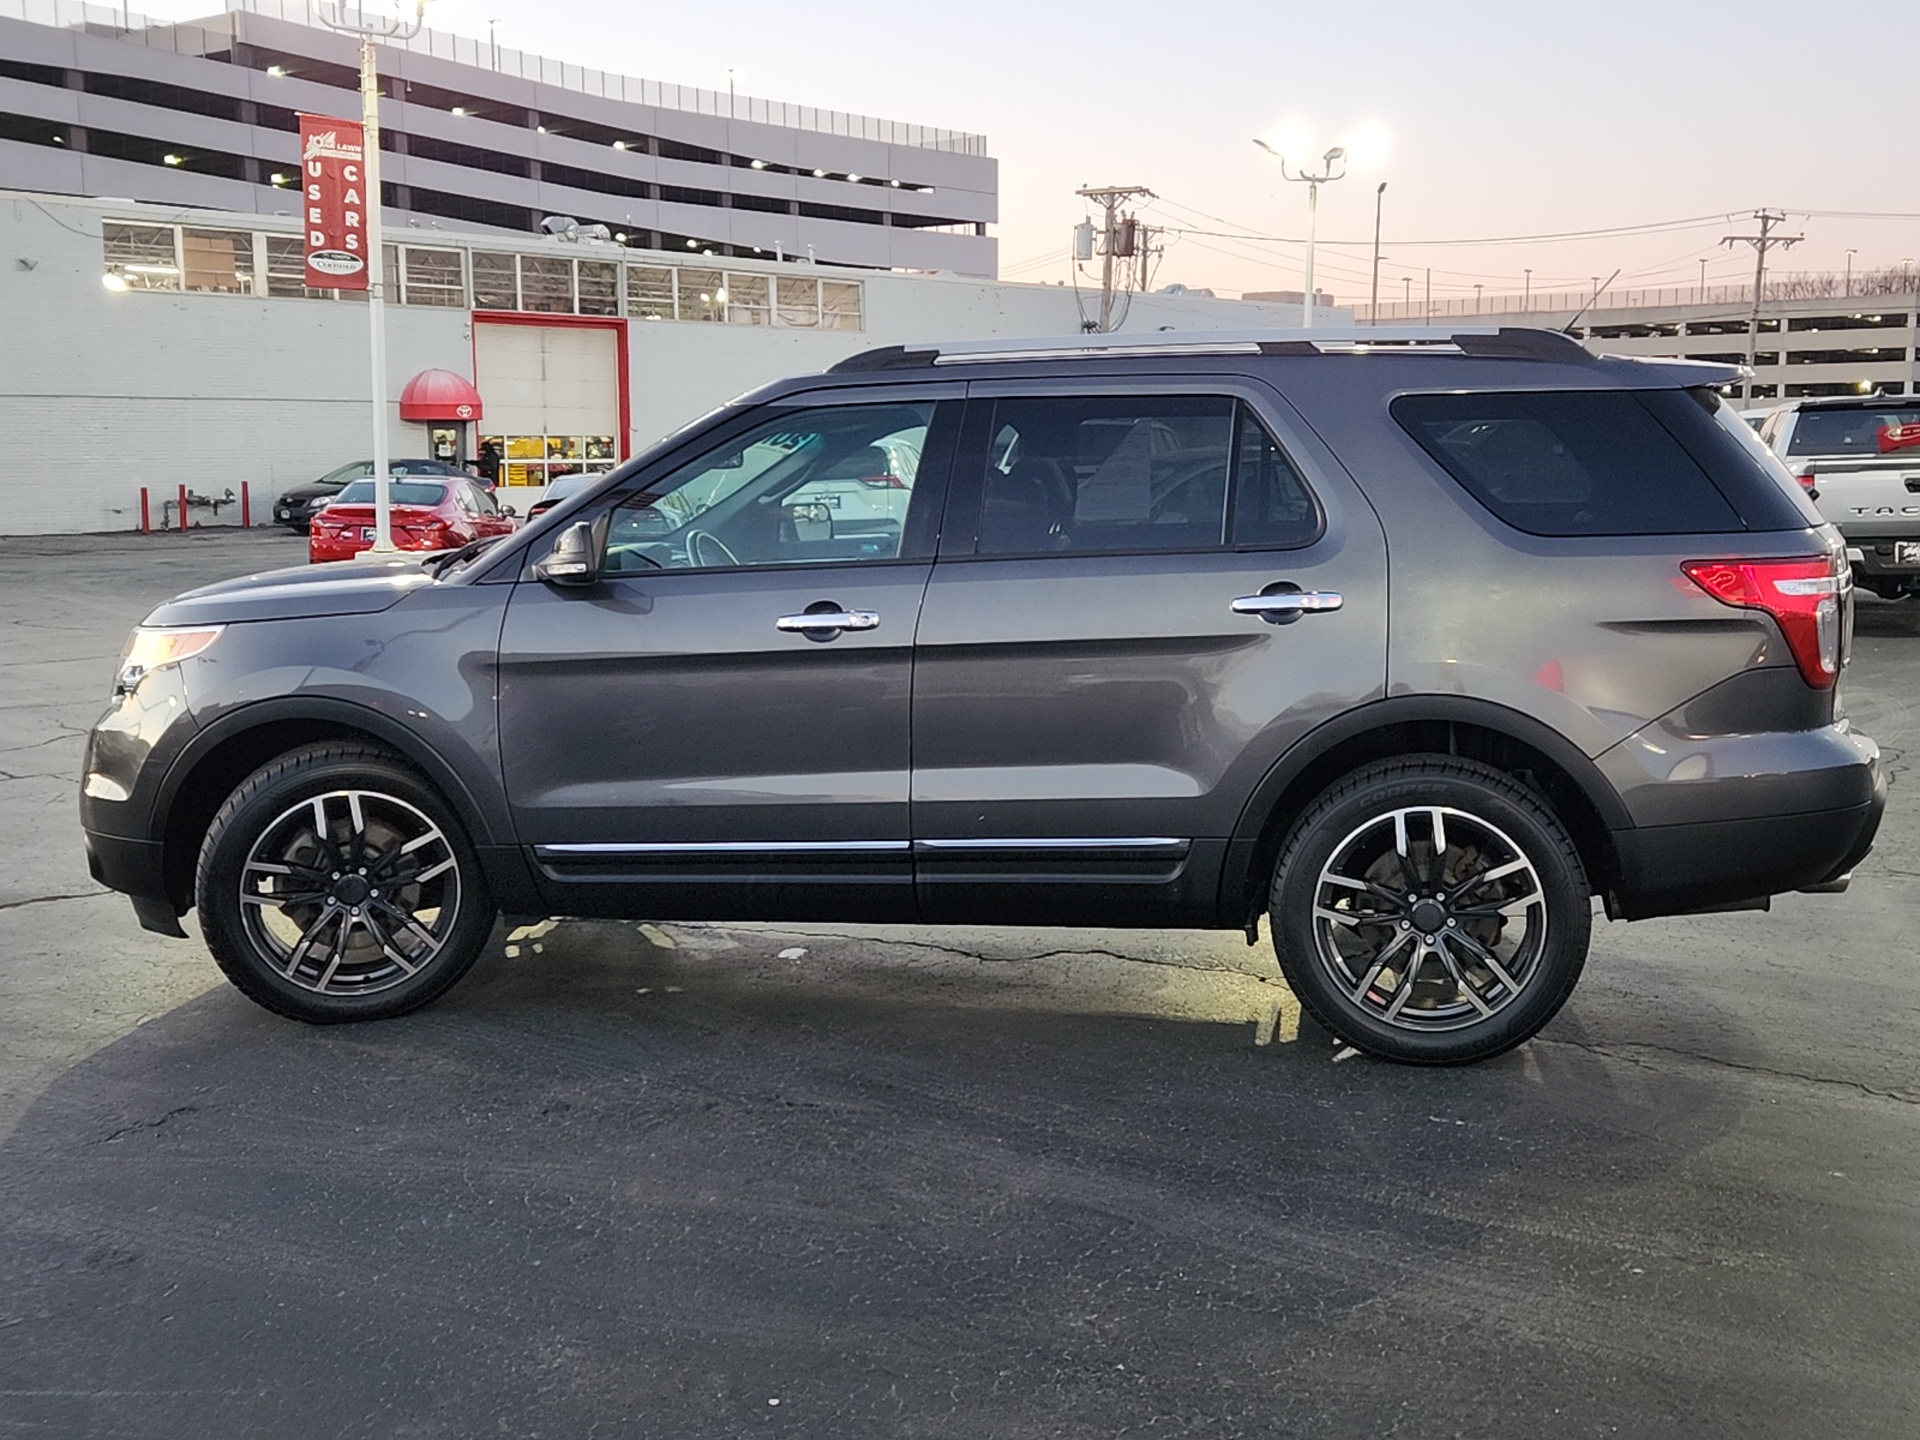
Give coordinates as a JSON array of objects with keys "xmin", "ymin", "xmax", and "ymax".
[{"xmin": 1760, "ymin": 398, "xmax": 1920, "ymax": 599}]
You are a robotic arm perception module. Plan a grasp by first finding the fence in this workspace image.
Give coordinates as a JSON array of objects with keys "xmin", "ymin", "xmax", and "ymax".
[
  {"xmin": 0, "ymin": 0, "xmax": 990, "ymax": 154},
  {"xmin": 1365, "ymin": 274, "xmax": 1920, "ymax": 322}
]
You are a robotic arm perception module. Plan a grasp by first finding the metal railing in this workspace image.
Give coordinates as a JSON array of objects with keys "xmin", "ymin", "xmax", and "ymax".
[
  {"xmin": 0, "ymin": 0, "xmax": 990, "ymax": 154},
  {"xmin": 1365, "ymin": 277, "xmax": 1920, "ymax": 322}
]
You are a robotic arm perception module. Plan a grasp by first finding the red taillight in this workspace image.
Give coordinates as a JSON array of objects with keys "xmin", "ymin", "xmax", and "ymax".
[
  {"xmin": 1794, "ymin": 471, "xmax": 1816, "ymax": 492},
  {"xmin": 855, "ymin": 474, "xmax": 908, "ymax": 489},
  {"xmin": 1682, "ymin": 556, "xmax": 1847, "ymax": 689}
]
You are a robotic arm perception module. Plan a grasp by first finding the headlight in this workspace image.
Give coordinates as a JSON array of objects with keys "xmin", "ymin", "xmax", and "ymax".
[{"xmin": 115, "ymin": 626, "xmax": 223, "ymax": 696}]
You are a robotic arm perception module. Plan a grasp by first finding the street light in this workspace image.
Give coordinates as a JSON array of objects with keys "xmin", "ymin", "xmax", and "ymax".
[
  {"xmin": 317, "ymin": 0, "xmax": 430, "ymax": 555},
  {"xmin": 1252, "ymin": 136, "xmax": 1349, "ymax": 330},
  {"xmin": 1369, "ymin": 181, "xmax": 1386, "ymax": 325},
  {"xmin": 1523, "ymin": 268, "xmax": 1532, "ymax": 309},
  {"xmin": 1402, "ymin": 276, "xmax": 1412, "ymax": 311}
]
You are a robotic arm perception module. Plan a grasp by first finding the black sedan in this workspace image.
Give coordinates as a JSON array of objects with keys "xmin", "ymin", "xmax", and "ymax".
[{"xmin": 273, "ymin": 460, "xmax": 473, "ymax": 533}]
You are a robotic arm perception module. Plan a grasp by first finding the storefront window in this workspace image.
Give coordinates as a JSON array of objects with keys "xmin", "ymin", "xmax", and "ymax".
[
  {"xmin": 103, "ymin": 222, "xmax": 180, "ymax": 291},
  {"xmin": 577, "ymin": 260, "xmax": 619, "ymax": 316},
  {"xmin": 725, "ymin": 273, "xmax": 771, "ymax": 325},
  {"xmin": 677, "ymin": 268, "xmax": 726, "ymax": 323},
  {"xmin": 485, "ymin": 435, "xmax": 623, "ymax": 486},
  {"xmin": 263, "ymin": 235, "xmax": 327, "ymax": 299},
  {"xmin": 822, "ymin": 279, "xmax": 863, "ymax": 331},
  {"xmin": 472, "ymin": 252, "xmax": 517, "ymax": 310},
  {"xmin": 519, "ymin": 256, "xmax": 573, "ymax": 314},
  {"xmin": 401, "ymin": 247, "xmax": 465, "ymax": 307},
  {"xmin": 181, "ymin": 228, "xmax": 256, "ymax": 295},
  {"xmin": 777, "ymin": 276, "xmax": 821, "ymax": 328},
  {"xmin": 628, "ymin": 266, "xmax": 675, "ymax": 320}
]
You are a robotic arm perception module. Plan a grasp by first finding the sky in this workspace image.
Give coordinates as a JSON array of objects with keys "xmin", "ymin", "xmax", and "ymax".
[{"xmin": 147, "ymin": 0, "xmax": 1920, "ymax": 303}]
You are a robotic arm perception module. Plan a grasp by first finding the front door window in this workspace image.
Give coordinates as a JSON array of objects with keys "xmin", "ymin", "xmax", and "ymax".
[{"xmin": 603, "ymin": 403, "xmax": 934, "ymax": 573}]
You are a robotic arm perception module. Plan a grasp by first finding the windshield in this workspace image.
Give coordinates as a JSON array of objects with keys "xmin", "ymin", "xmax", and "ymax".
[
  {"xmin": 331, "ymin": 480, "xmax": 448, "ymax": 507},
  {"xmin": 317, "ymin": 462, "xmax": 371, "ymax": 486},
  {"xmin": 1787, "ymin": 405, "xmax": 1920, "ymax": 457}
]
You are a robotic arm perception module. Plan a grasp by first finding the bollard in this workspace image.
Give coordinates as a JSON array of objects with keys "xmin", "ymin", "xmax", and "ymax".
[
  {"xmin": 139, "ymin": 487, "xmax": 150, "ymax": 534},
  {"xmin": 240, "ymin": 481, "xmax": 251, "ymax": 529},
  {"xmin": 177, "ymin": 484, "xmax": 188, "ymax": 532}
]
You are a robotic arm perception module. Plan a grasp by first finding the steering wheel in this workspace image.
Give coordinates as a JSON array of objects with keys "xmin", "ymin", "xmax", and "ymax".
[{"xmin": 684, "ymin": 528, "xmax": 740, "ymax": 568}]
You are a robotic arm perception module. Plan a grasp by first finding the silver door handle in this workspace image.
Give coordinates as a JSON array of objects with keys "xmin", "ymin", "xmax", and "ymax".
[
  {"xmin": 1231, "ymin": 591, "xmax": 1344, "ymax": 618},
  {"xmin": 775, "ymin": 609, "xmax": 880, "ymax": 633}
]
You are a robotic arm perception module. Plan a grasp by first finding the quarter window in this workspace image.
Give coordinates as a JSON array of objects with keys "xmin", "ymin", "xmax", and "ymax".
[{"xmin": 1393, "ymin": 389, "xmax": 1807, "ymax": 536}]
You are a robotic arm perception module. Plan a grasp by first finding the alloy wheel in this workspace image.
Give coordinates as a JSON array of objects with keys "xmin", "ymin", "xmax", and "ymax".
[
  {"xmin": 238, "ymin": 788, "xmax": 463, "ymax": 998},
  {"xmin": 1309, "ymin": 805, "xmax": 1548, "ymax": 1033}
]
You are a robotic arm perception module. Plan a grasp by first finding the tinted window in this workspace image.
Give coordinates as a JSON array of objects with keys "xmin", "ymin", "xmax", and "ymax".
[
  {"xmin": 1786, "ymin": 405, "xmax": 1920, "ymax": 456},
  {"xmin": 1232, "ymin": 411, "xmax": 1322, "ymax": 548},
  {"xmin": 333, "ymin": 481, "xmax": 449, "ymax": 507},
  {"xmin": 976, "ymin": 396, "xmax": 1233, "ymax": 555},
  {"xmin": 602, "ymin": 403, "xmax": 937, "ymax": 572},
  {"xmin": 1392, "ymin": 389, "xmax": 1805, "ymax": 536}
]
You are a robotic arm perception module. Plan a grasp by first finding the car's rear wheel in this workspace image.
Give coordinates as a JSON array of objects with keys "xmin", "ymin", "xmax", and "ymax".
[
  {"xmin": 195, "ymin": 742, "xmax": 495, "ymax": 1024},
  {"xmin": 1269, "ymin": 756, "xmax": 1590, "ymax": 1065}
]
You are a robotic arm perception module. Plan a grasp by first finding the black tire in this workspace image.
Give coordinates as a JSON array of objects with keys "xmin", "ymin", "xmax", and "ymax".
[
  {"xmin": 1268, "ymin": 755, "xmax": 1590, "ymax": 1065},
  {"xmin": 195, "ymin": 742, "xmax": 495, "ymax": 1024}
]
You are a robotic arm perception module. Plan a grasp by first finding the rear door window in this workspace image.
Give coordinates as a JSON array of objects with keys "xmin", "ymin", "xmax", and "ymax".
[
  {"xmin": 1392, "ymin": 388, "xmax": 1809, "ymax": 536},
  {"xmin": 972, "ymin": 396, "xmax": 1235, "ymax": 555},
  {"xmin": 1785, "ymin": 405, "xmax": 1920, "ymax": 457}
]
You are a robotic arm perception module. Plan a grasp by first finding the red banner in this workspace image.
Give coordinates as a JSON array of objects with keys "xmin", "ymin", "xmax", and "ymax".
[{"xmin": 298, "ymin": 114, "xmax": 369, "ymax": 291}]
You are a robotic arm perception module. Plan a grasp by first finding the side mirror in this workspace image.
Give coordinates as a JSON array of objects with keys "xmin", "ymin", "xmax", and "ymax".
[
  {"xmin": 531, "ymin": 519, "xmax": 603, "ymax": 586},
  {"xmin": 501, "ymin": 503, "xmax": 517, "ymax": 517}
]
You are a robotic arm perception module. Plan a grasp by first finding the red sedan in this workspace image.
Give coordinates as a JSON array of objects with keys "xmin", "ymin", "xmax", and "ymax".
[{"xmin": 308, "ymin": 478, "xmax": 518, "ymax": 563}]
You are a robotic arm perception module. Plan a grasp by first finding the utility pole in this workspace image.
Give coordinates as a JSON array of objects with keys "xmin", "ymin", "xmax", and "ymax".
[
  {"xmin": 1723, "ymin": 208, "xmax": 1803, "ymax": 388},
  {"xmin": 1076, "ymin": 185, "xmax": 1154, "ymax": 333}
]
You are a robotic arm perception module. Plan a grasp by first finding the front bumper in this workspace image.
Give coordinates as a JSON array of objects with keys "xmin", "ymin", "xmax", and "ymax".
[{"xmin": 83, "ymin": 829, "xmax": 185, "ymax": 936}]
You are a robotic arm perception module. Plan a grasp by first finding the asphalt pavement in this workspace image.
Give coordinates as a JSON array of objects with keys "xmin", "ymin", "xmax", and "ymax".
[{"xmin": 1, "ymin": 529, "xmax": 1916, "ymax": 1439}]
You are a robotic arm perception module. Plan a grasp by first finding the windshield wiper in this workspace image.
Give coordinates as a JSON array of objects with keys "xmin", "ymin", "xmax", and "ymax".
[{"xmin": 422, "ymin": 533, "xmax": 507, "ymax": 577}]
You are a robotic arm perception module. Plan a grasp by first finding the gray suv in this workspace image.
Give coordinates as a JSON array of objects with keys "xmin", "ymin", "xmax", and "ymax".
[{"xmin": 80, "ymin": 328, "xmax": 1886, "ymax": 1064}]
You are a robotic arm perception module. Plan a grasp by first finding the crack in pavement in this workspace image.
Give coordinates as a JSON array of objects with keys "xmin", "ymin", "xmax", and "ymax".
[
  {"xmin": 0, "ymin": 890, "xmax": 106, "ymax": 913},
  {"xmin": 721, "ymin": 925, "xmax": 1285, "ymax": 985},
  {"xmin": 1537, "ymin": 1035, "xmax": 1920, "ymax": 1106},
  {"xmin": 95, "ymin": 1105, "xmax": 199, "ymax": 1145}
]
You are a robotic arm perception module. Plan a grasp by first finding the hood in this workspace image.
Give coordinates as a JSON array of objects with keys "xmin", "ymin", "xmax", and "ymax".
[
  {"xmin": 143, "ymin": 555, "xmax": 436, "ymax": 627},
  {"xmin": 278, "ymin": 481, "xmax": 347, "ymax": 504}
]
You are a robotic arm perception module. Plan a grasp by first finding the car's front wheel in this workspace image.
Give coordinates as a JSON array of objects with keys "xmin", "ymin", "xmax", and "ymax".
[
  {"xmin": 1269, "ymin": 756, "xmax": 1591, "ymax": 1065},
  {"xmin": 195, "ymin": 742, "xmax": 495, "ymax": 1023}
]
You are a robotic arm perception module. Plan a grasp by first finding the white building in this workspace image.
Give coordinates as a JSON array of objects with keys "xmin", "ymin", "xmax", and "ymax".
[{"xmin": 0, "ymin": 191, "xmax": 1333, "ymax": 534}]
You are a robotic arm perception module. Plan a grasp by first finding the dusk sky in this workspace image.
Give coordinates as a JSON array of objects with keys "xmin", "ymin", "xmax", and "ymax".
[{"xmin": 153, "ymin": 0, "xmax": 1920, "ymax": 303}]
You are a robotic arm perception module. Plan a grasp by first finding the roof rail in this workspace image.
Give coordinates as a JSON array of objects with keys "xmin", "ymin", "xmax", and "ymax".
[{"xmin": 826, "ymin": 326, "xmax": 1592, "ymax": 373}]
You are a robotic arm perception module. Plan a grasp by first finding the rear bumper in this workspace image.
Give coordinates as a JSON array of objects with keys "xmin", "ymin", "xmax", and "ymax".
[{"xmin": 1607, "ymin": 754, "xmax": 1886, "ymax": 920}]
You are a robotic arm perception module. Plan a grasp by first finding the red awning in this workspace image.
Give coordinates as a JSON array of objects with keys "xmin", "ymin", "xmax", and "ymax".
[{"xmin": 399, "ymin": 368, "xmax": 483, "ymax": 422}]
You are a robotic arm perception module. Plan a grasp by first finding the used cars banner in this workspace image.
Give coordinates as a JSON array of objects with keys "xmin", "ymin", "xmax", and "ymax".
[{"xmin": 299, "ymin": 115, "xmax": 369, "ymax": 291}]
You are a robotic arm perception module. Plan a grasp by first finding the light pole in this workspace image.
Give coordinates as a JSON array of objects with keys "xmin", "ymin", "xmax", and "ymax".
[
  {"xmin": 1473, "ymin": 282, "xmax": 1483, "ymax": 314},
  {"xmin": 487, "ymin": 17, "xmax": 500, "ymax": 70},
  {"xmin": 318, "ymin": 0, "xmax": 429, "ymax": 554},
  {"xmin": 1698, "ymin": 257, "xmax": 1707, "ymax": 302},
  {"xmin": 1252, "ymin": 137, "xmax": 1349, "ymax": 330},
  {"xmin": 1369, "ymin": 181, "xmax": 1386, "ymax": 325},
  {"xmin": 1906, "ymin": 258, "xmax": 1915, "ymax": 292},
  {"xmin": 726, "ymin": 68, "xmax": 737, "ymax": 119},
  {"xmin": 1523, "ymin": 268, "xmax": 1531, "ymax": 309},
  {"xmin": 1401, "ymin": 275, "xmax": 1412, "ymax": 313},
  {"xmin": 1845, "ymin": 248, "xmax": 1857, "ymax": 297}
]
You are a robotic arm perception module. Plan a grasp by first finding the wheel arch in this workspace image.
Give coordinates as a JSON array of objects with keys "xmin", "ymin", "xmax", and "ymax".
[
  {"xmin": 1219, "ymin": 697, "xmax": 1629, "ymax": 928},
  {"xmin": 155, "ymin": 698, "xmax": 501, "ymax": 914}
]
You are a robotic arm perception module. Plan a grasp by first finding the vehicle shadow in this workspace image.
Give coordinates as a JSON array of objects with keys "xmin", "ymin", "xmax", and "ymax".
[{"xmin": 0, "ymin": 919, "xmax": 1897, "ymax": 1440}]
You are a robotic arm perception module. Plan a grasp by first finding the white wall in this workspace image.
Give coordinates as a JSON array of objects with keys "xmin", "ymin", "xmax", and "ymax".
[{"xmin": 0, "ymin": 192, "xmax": 1335, "ymax": 534}]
